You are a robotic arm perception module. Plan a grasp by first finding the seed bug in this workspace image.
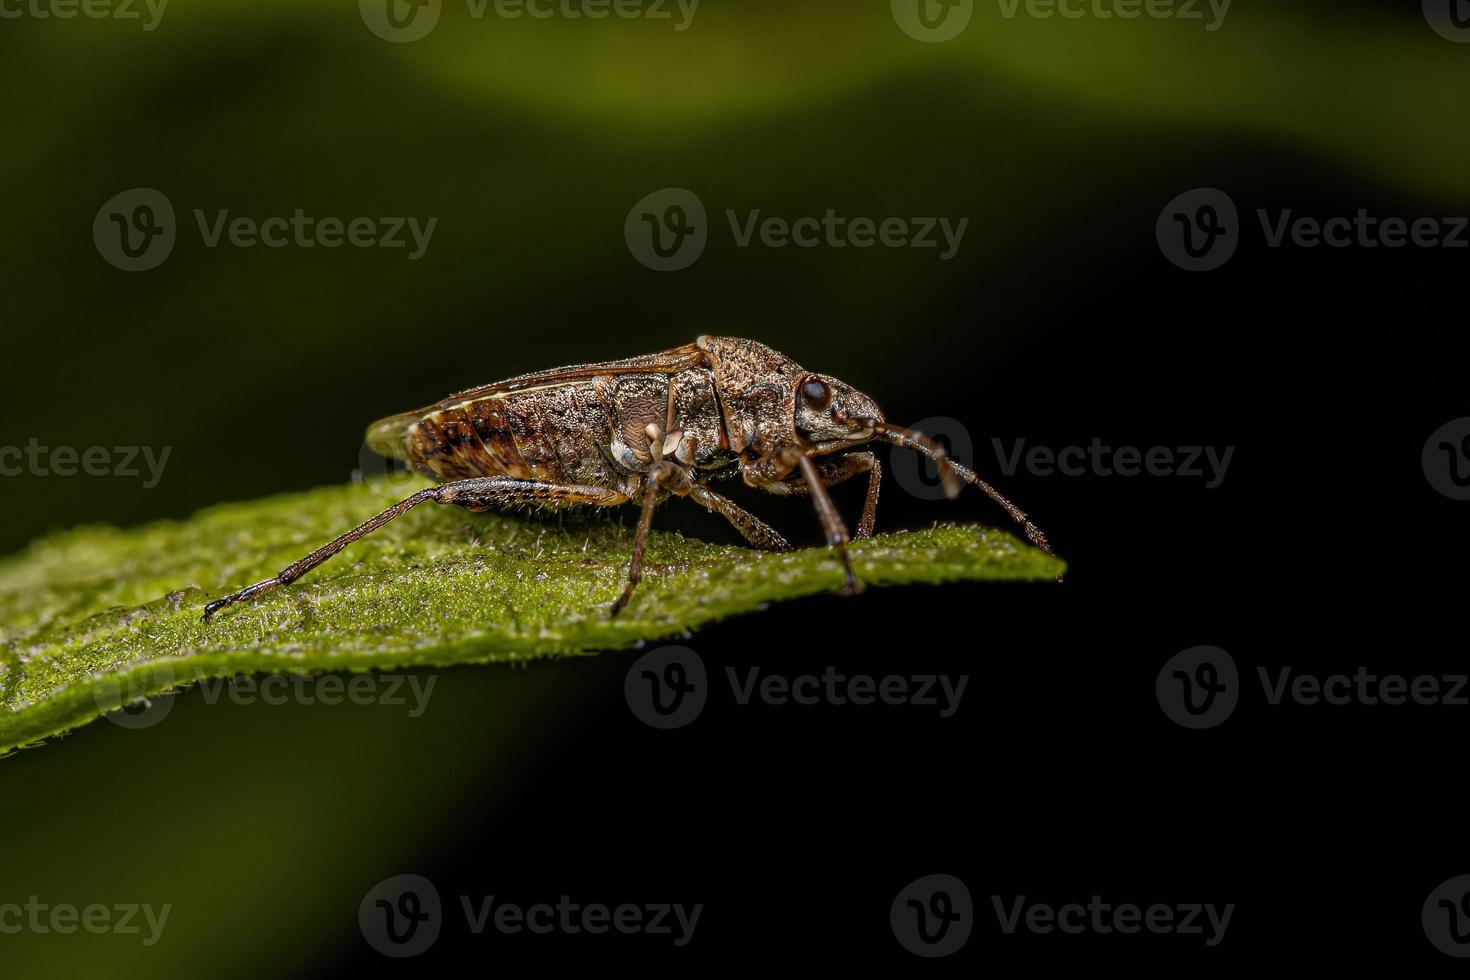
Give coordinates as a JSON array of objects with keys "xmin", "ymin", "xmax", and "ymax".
[{"xmin": 201, "ymin": 336, "xmax": 1052, "ymax": 621}]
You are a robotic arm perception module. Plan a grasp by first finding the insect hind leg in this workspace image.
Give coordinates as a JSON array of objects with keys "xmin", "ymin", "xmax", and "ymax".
[
  {"xmin": 202, "ymin": 478, "xmax": 628, "ymax": 622},
  {"xmin": 687, "ymin": 483, "xmax": 792, "ymax": 551}
]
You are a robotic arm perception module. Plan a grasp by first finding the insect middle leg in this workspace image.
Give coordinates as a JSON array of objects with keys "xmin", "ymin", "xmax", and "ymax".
[
  {"xmin": 743, "ymin": 447, "xmax": 863, "ymax": 595},
  {"xmin": 202, "ymin": 478, "xmax": 628, "ymax": 621}
]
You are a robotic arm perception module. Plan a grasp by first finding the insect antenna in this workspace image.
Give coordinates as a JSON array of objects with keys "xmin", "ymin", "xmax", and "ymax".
[{"xmin": 863, "ymin": 419, "xmax": 1054, "ymax": 556}]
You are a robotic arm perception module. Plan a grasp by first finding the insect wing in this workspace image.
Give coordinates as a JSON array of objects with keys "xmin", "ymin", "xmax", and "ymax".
[{"xmin": 364, "ymin": 342, "xmax": 707, "ymax": 459}]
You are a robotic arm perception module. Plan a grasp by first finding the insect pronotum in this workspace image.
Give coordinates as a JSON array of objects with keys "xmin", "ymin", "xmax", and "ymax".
[{"xmin": 201, "ymin": 336, "xmax": 1052, "ymax": 621}]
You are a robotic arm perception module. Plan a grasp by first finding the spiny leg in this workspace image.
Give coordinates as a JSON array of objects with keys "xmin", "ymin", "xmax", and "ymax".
[
  {"xmin": 203, "ymin": 478, "xmax": 627, "ymax": 621},
  {"xmin": 765, "ymin": 451, "xmax": 881, "ymax": 540},
  {"xmin": 687, "ymin": 483, "xmax": 792, "ymax": 551}
]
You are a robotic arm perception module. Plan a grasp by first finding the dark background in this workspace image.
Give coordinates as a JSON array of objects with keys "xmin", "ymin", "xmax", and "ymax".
[{"xmin": 3, "ymin": 0, "xmax": 1469, "ymax": 972}]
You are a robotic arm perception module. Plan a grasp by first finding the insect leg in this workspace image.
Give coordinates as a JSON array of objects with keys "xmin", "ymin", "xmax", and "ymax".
[
  {"xmin": 203, "ymin": 478, "xmax": 627, "ymax": 621},
  {"xmin": 610, "ymin": 461, "xmax": 679, "ymax": 618},
  {"xmin": 795, "ymin": 454, "xmax": 861, "ymax": 596},
  {"xmin": 764, "ymin": 451, "xmax": 882, "ymax": 539},
  {"xmin": 687, "ymin": 483, "xmax": 792, "ymax": 551}
]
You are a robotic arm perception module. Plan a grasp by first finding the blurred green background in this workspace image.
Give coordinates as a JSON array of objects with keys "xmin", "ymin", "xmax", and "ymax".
[{"xmin": 3, "ymin": 0, "xmax": 1469, "ymax": 974}]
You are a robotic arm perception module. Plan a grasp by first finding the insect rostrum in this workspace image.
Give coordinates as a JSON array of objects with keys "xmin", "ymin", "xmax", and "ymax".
[{"xmin": 201, "ymin": 336, "xmax": 1052, "ymax": 621}]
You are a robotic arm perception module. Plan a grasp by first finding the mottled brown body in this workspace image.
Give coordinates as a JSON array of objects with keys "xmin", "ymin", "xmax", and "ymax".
[
  {"xmin": 203, "ymin": 336, "xmax": 1051, "ymax": 621},
  {"xmin": 371, "ymin": 345, "xmax": 736, "ymax": 500}
]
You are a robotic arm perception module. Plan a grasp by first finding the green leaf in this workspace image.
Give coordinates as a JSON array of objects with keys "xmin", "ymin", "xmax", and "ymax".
[{"xmin": 0, "ymin": 478, "xmax": 1063, "ymax": 753}]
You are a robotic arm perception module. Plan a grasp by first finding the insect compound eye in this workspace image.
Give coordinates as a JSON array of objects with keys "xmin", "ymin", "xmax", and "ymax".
[{"xmin": 800, "ymin": 377, "xmax": 832, "ymax": 411}]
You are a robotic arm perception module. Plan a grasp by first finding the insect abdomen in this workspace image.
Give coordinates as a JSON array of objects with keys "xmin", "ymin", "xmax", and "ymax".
[{"xmin": 404, "ymin": 382, "xmax": 619, "ymax": 488}]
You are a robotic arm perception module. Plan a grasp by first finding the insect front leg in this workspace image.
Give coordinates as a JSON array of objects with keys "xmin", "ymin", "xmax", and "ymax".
[
  {"xmin": 742, "ymin": 447, "xmax": 862, "ymax": 596},
  {"xmin": 202, "ymin": 478, "xmax": 628, "ymax": 621},
  {"xmin": 762, "ymin": 451, "xmax": 881, "ymax": 540}
]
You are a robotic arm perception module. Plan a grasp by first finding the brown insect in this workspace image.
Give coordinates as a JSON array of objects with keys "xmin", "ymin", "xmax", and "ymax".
[{"xmin": 202, "ymin": 336, "xmax": 1052, "ymax": 621}]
